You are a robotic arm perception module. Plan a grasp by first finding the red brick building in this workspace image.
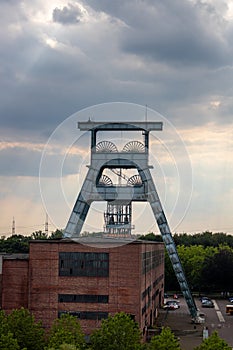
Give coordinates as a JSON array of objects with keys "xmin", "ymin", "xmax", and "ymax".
[{"xmin": 0, "ymin": 238, "xmax": 164, "ymax": 336}]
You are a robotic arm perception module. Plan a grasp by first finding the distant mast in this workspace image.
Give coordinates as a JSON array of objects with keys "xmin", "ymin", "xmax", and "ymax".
[
  {"xmin": 12, "ymin": 217, "xmax": 15, "ymax": 235},
  {"xmin": 45, "ymin": 213, "xmax": 48, "ymax": 235}
]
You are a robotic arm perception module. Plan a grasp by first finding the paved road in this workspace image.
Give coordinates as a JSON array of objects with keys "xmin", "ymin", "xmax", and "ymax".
[
  {"xmin": 159, "ymin": 297, "xmax": 233, "ymax": 349},
  {"xmin": 195, "ymin": 298, "xmax": 233, "ymax": 347}
]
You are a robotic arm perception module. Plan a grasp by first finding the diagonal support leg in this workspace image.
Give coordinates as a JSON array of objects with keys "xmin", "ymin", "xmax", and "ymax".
[
  {"xmin": 143, "ymin": 168, "xmax": 198, "ymax": 320},
  {"xmin": 63, "ymin": 167, "xmax": 98, "ymax": 238}
]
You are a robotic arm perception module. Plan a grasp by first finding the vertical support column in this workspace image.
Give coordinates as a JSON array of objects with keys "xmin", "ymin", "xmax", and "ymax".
[
  {"xmin": 91, "ymin": 129, "xmax": 97, "ymax": 150},
  {"xmin": 144, "ymin": 131, "xmax": 149, "ymax": 153}
]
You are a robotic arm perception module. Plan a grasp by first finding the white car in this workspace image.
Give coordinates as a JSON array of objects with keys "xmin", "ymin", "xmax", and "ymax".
[{"xmin": 163, "ymin": 300, "xmax": 180, "ymax": 310}]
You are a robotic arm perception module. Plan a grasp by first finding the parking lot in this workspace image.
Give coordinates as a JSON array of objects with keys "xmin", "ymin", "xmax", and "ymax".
[
  {"xmin": 156, "ymin": 297, "xmax": 233, "ymax": 349},
  {"xmin": 196, "ymin": 297, "xmax": 233, "ymax": 347}
]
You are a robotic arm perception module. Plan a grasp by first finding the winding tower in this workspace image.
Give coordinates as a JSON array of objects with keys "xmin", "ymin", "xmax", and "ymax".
[{"xmin": 64, "ymin": 120, "xmax": 200, "ymax": 322}]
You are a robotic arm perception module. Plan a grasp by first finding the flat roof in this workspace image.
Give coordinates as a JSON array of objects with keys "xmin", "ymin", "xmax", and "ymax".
[
  {"xmin": 30, "ymin": 237, "xmax": 163, "ymax": 246},
  {"xmin": 1, "ymin": 253, "xmax": 29, "ymax": 260}
]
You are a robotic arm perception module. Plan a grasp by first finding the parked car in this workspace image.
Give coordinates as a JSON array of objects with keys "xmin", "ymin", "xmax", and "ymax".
[
  {"xmin": 228, "ymin": 297, "xmax": 233, "ymax": 303},
  {"xmin": 164, "ymin": 300, "xmax": 180, "ymax": 310},
  {"xmin": 201, "ymin": 299, "xmax": 214, "ymax": 308},
  {"xmin": 199, "ymin": 296, "xmax": 211, "ymax": 303}
]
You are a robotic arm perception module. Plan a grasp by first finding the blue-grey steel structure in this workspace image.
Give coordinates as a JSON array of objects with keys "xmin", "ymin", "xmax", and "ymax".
[{"xmin": 64, "ymin": 120, "xmax": 201, "ymax": 322}]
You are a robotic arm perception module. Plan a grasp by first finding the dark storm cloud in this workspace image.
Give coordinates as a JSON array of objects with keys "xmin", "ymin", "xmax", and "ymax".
[
  {"xmin": 53, "ymin": 3, "xmax": 83, "ymax": 24},
  {"xmin": 1, "ymin": 0, "xmax": 233, "ymax": 142},
  {"xmin": 123, "ymin": 19, "xmax": 230, "ymax": 67},
  {"xmin": 0, "ymin": 145, "xmax": 82, "ymax": 177},
  {"xmin": 0, "ymin": 40, "xmax": 94, "ymax": 138},
  {"xmin": 84, "ymin": 0, "xmax": 232, "ymax": 68}
]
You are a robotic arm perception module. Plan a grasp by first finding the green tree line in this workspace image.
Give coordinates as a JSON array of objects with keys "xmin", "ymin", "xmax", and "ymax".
[
  {"xmin": 140, "ymin": 231, "xmax": 233, "ymax": 247},
  {"xmin": 141, "ymin": 231, "xmax": 233, "ymax": 293},
  {"xmin": 0, "ymin": 230, "xmax": 63, "ymax": 253},
  {"xmin": 0, "ymin": 309, "xmax": 231, "ymax": 350}
]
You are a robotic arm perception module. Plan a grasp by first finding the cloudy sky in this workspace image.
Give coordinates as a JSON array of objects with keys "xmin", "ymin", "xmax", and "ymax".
[{"xmin": 1, "ymin": 0, "xmax": 233, "ymax": 237}]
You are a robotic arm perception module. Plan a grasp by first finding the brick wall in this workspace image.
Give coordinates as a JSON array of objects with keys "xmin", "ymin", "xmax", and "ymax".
[
  {"xmin": 2, "ymin": 258, "xmax": 29, "ymax": 311},
  {"xmin": 28, "ymin": 240, "xmax": 164, "ymax": 334},
  {"xmin": 1, "ymin": 239, "xmax": 164, "ymax": 337}
]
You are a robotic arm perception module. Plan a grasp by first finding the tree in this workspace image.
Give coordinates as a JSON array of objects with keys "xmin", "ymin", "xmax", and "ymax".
[
  {"xmin": 47, "ymin": 314, "xmax": 86, "ymax": 350},
  {"xmin": 0, "ymin": 234, "xmax": 30, "ymax": 253},
  {"xmin": 90, "ymin": 312, "xmax": 142, "ymax": 350},
  {"xmin": 48, "ymin": 344, "xmax": 78, "ymax": 350},
  {"xmin": 148, "ymin": 327, "xmax": 181, "ymax": 350},
  {"xmin": 0, "ymin": 310, "xmax": 20, "ymax": 350},
  {"xmin": 7, "ymin": 308, "xmax": 46, "ymax": 350},
  {"xmin": 193, "ymin": 330, "xmax": 231, "ymax": 350},
  {"xmin": 0, "ymin": 333, "xmax": 20, "ymax": 350},
  {"xmin": 173, "ymin": 231, "xmax": 233, "ymax": 248},
  {"xmin": 164, "ymin": 250, "xmax": 179, "ymax": 291},
  {"xmin": 139, "ymin": 233, "xmax": 162, "ymax": 242},
  {"xmin": 200, "ymin": 248, "xmax": 233, "ymax": 291},
  {"xmin": 31, "ymin": 230, "xmax": 48, "ymax": 240},
  {"xmin": 49, "ymin": 229, "xmax": 63, "ymax": 239},
  {"xmin": 165, "ymin": 243, "xmax": 219, "ymax": 292},
  {"xmin": 177, "ymin": 245, "xmax": 216, "ymax": 291}
]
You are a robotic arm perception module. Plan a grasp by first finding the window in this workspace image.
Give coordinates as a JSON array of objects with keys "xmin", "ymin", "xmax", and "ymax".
[
  {"xmin": 59, "ymin": 252, "xmax": 109, "ymax": 277},
  {"xmin": 58, "ymin": 311, "xmax": 108, "ymax": 320},
  {"xmin": 142, "ymin": 249, "xmax": 164, "ymax": 274},
  {"xmin": 58, "ymin": 294, "xmax": 109, "ymax": 303}
]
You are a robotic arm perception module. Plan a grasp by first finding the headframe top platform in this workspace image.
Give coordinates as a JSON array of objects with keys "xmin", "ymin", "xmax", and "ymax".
[{"xmin": 78, "ymin": 121, "xmax": 163, "ymax": 132}]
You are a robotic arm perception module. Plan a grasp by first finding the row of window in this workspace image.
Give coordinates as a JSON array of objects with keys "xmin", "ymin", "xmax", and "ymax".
[
  {"xmin": 59, "ymin": 311, "xmax": 108, "ymax": 320},
  {"xmin": 142, "ymin": 285, "xmax": 152, "ymax": 300},
  {"xmin": 142, "ymin": 293, "xmax": 158, "ymax": 316},
  {"xmin": 152, "ymin": 288, "xmax": 159, "ymax": 301},
  {"xmin": 58, "ymin": 294, "xmax": 109, "ymax": 303},
  {"xmin": 142, "ymin": 249, "xmax": 164, "ymax": 274},
  {"xmin": 141, "ymin": 274, "xmax": 163, "ymax": 315},
  {"xmin": 59, "ymin": 251, "xmax": 163, "ymax": 277},
  {"xmin": 153, "ymin": 274, "xmax": 164, "ymax": 288},
  {"xmin": 142, "ymin": 276, "xmax": 163, "ymax": 302},
  {"xmin": 59, "ymin": 252, "xmax": 109, "ymax": 277},
  {"xmin": 142, "ymin": 303, "xmax": 149, "ymax": 316}
]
